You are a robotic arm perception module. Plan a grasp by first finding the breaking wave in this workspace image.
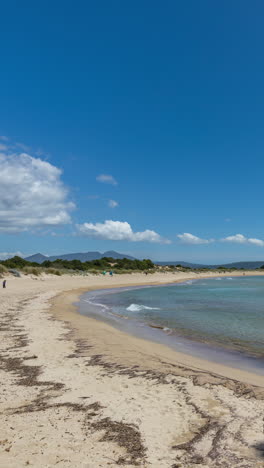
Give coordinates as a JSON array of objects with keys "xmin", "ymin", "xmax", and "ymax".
[{"xmin": 126, "ymin": 304, "xmax": 161, "ymax": 312}]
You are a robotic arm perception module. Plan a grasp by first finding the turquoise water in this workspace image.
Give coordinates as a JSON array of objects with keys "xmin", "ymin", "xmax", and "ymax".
[{"xmin": 79, "ymin": 276, "xmax": 264, "ymax": 374}]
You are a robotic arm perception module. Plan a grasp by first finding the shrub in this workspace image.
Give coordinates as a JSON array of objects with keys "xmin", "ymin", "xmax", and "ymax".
[
  {"xmin": 23, "ymin": 266, "xmax": 41, "ymax": 276},
  {"xmin": 54, "ymin": 270, "xmax": 62, "ymax": 276},
  {"xmin": 88, "ymin": 269, "xmax": 101, "ymax": 275},
  {"xmin": 46, "ymin": 268, "xmax": 62, "ymax": 276},
  {"xmin": 0, "ymin": 264, "xmax": 8, "ymax": 274}
]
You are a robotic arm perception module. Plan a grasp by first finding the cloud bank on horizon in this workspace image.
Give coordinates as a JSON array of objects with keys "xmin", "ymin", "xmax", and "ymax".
[
  {"xmin": 222, "ymin": 234, "xmax": 264, "ymax": 247},
  {"xmin": 178, "ymin": 232, "xmax": 264, "ymax": 247},
  {"xmin": 0, "ymin": 251, "xmax": 25, "ymax": 260}
]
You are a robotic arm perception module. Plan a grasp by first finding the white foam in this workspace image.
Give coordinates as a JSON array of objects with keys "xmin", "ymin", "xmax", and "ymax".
[
  {"xmin": 126, "ymin": 303, "xmax": 160, "ymax": 312},
  {"xmin": 82, "ymin": 298, "xmax": 109, "ymax": 310}
]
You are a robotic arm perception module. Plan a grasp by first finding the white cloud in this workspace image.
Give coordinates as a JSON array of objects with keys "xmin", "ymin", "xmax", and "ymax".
[
  {"xmin": 0, "ymin": 136, "xmax": 9, "ymax": 141},
  {"xmin": 76, "ymin": 220, "xmax": 171, "ymax": 244},
  {"xmin": 177, "ymin": 233, "xmax": 213, "ymax": 245},
  {"xmin": 222, "ymin": 234, "xmax": 247, "ymax": 244},
  {"xmin": 15, "ymin": 142, "xmax": 31, "ymax": 152},
  {"xmin": 222, "ymin": 234, "xmax": 264, "ymax": 247},
  {"xmin": 96, "ymin": 174, "xmax": 117, "ymax": 185},
  {"xmin": 248, "ymin": 238, "xmax": 264, "ymax": 247},
  {"xmin": 0, "ymin": 251, "xmax": 25, "ymax": 260},
  {"xmin": 108, "ymin": 199, "xmax": 118, "ymax": 208},
  {"xmin": 176, "ymin": 232, "xmax": 264, "ymax": 247},
  {"xmin": 35, "ymin": 148, "xmax": 50, "ymax": 158},
  {"xmin": 0, "ymin": 152, "xmax": 74, "ymax": 233},
  {"xmin": 0, "ymin": 143, "xmax": 7, "ymax": 151}
]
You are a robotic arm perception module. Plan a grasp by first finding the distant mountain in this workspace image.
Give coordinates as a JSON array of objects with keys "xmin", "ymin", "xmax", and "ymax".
[
  {"xmin": 102, "ymin": 250, "xmax": 136, "ymax": 260},
  {"xmin": 25, "ymin": 251, "xmax": 135, "ymax": 264},
  {"xmin": 24, "ymin": 254, "xmax": 264, "ymax": 269},
  {"xmin": 156, "ymin": 261, "xmax": 207, "ymax": 269},
  {"xmin": 219, "ymin": 261, "xmax": 264, "ymax": 269},
  {"xmin": 156, "ymin": 260, "xmax": 264, "ymax": 270},
  {"xmin": 25, "ymin": 253, "xmax": 49, "ymax": 263},
  {"xmin": 50, "ymin": 252, "xmax": 102, "ymax": 262}
]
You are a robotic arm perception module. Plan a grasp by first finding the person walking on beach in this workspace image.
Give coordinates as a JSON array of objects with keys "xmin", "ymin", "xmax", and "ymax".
[{"xmin": 3, "ymin": 279, "xmax": 6, "ymax": 288}]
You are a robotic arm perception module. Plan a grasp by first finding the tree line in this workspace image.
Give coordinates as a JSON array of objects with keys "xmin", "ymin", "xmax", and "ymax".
[{"xmin": 0, "ymin": 256, "xmax": 155, "ymax": 271}]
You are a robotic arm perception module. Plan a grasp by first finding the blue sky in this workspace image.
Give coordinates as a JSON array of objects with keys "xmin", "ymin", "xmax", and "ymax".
[{"xmin": 1, "ymin": 1, "xmax": 264, "ymax": 263}]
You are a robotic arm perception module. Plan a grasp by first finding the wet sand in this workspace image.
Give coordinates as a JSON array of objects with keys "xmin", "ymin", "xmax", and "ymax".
[{"xmin": 1, "ymin": 271, "xmax": 264, "ymax": 467}]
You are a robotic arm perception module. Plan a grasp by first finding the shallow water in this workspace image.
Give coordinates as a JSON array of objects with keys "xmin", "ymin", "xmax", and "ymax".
[{"xmin": 79, "ymin": 276, "xmax": 264, "ymax": 375}]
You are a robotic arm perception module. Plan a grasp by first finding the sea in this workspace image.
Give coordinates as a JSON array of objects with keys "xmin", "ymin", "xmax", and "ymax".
[{"xmin": 78, "ymin": 276, "xmax": 264, "ymax": 375}]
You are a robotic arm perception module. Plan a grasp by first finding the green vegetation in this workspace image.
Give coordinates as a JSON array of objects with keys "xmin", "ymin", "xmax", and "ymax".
[
  {"xmin": 0, "ymin": 255, "xmax": 155, "ymax": 275},
  {"xmin": 22, "ymin": 266, "xmax": 42, "ymax": 276},
  {"xmin": 2, "ymin": 256, "xmax": 261, "ymax": 277},
  {"xmin": 1, "ymin": 256, "xmax": 30, "ymax": 269},
  {"xmin": 45, "ymin": 268, "xmax": 62, "ymax": 276},
  {"xmin": 0, "ymin": 264, "xmax": 8, "ymax": 275}
]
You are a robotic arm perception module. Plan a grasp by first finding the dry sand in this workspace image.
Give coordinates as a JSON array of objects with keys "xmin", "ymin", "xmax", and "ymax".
[{"xmin": 1, "ymin": 270, "xmax": 264, "ymax": 468}]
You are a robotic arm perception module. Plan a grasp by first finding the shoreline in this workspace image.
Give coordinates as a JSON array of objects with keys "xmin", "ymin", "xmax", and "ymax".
[
  {"xmin": 77, "ymin": 275, "xmax": 264, "ymax": 362},
  {"xmin": 79, "ymin": 282, "xmax": 264, "ymax": 377},
  {"xmin": 51, "ymin": 271, "xmax": 264, "ymax": 388},
  {"xmin": 1, "ymin": 271, "xmax": 264, "ymax": 467}
]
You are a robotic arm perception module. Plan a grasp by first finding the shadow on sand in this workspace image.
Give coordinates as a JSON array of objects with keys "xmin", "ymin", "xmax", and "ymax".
[{"xmin": 254, "ymin": 443, "xmax": 264, "ymax": 458}]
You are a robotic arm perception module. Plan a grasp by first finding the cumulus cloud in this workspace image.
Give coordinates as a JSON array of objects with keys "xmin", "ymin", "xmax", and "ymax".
[
  {"xmin": 108, "ymin": 199, "xmax": 118, "ymax": 208},
  {"xmin": 248, "ymin": 238, "xmax": 264, "ymax": 247},
  {"xmin": 222, "ymin": 234, "xmax": 247, "ymax": 244},
  {"xmin": 177, "ymin": 233, "xmax": 213, "ymax": 245},
  {"xmin": 177, "ymin": 232, "xmax": 264, "ymax": 247},
  {"xmin": 0, "ymin": 251, "xmax": 25, "ymax": 260},
  {"xmin": 0, "ymin": 151, "xmax": 74, "ymax": 233},
  {"xmin": 76, "ymin": 220, "xmax": 171, "ymax": 244},
  {"xmin": 96, "ymin": 174, "xmax": 117, "ymax": 185},
  {"xmin": 222, "ymin": 234, "xmax": 264, "ymax": 247}
]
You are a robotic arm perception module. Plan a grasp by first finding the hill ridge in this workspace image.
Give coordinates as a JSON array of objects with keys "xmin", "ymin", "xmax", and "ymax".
[{"xmin": 25, "ymin": 251, "xmax": 135, "ymax": 264}]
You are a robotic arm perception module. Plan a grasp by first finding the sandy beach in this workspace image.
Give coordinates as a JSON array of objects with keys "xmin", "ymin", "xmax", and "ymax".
[{"xmin": 1, "ymin": 270, "xmax": 264, "ymax": 468}]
